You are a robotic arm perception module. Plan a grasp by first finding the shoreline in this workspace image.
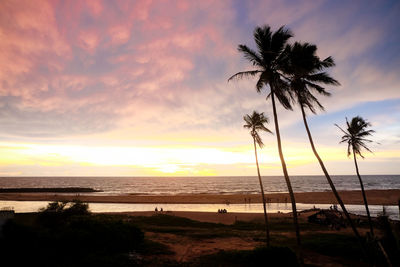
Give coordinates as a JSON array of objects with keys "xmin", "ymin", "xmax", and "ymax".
[
  {"xmin": 112, "ymin": 210, "xmax": 312, "ymax": 225},
  {"xmin": 0, "ymin": 189, "xmax": 399, "ymax": 205}
]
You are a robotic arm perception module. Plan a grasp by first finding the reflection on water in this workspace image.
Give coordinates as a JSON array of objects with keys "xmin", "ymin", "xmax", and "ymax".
[{"xmin": 0, "ymin": 201, "xmax": 398, "ymax": 220}]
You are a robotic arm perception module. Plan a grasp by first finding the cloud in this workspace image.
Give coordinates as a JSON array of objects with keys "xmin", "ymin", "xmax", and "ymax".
[
  {"xmin": 0, "ymin": 0, "xmax": 399, "ymax": 176},
  {"xmin": 0, "ymin": 0, "xmax": 240, "ymax": 138}
]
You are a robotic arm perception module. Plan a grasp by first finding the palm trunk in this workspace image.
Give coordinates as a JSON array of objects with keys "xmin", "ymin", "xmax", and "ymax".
[
  {"xmin": 352, "ymin": 148, "xmax": 374, "ymax": 236},
  {"xmin": 253, "ymin": 137, "xmax": 270, "ymax": 246},
  {"xmin": 300, "ymin": 106, "xmax": 364, "ymax": 243},
  {"xmin": 270, "ymin": 92, "xmax": 302, "ymax": 252},
  {"xmin": 353, "ymin": 150, "xmax": 392, "ymax": 265}
]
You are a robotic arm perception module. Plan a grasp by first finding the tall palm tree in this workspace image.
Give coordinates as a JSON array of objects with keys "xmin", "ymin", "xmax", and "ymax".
[
  {"xmin": 282, "ymin": 42, "xmax": 364, "ymax": 242},
  {"xmin": 336, "ymin": 116, "xmax": 375, "ymax": 236},
  {"xmin": 244, "ymin": 111, "xmax": 273, "ymax": 246},
  {"xmin": 228, "ymin": 25, "xmax": 302, "ymax": 252}
]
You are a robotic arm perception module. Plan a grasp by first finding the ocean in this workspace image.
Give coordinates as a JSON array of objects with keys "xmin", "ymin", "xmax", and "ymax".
[
  {"xmin": 0, "ymin": 175, "xmax": 399, "ymax": 195},
  {"xmin": 1, "ymin": 175, "xmax": 399, "ymax": 219}
]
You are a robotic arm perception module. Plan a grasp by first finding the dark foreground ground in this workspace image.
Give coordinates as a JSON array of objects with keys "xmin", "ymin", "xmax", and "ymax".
[{"xmin": 0, "ymin": 203, "xmax": 399, "ymax": 266}]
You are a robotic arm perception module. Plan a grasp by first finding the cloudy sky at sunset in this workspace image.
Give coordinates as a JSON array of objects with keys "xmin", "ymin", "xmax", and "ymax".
[{"xmin": 0, "ymin": 0, "xmax": 399, "ymax": 176}]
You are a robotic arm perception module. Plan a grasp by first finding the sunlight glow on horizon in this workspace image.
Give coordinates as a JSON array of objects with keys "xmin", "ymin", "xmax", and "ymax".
[{"xmin": 2, "ymin": 141, "xmax": 395, "ymax": 176}]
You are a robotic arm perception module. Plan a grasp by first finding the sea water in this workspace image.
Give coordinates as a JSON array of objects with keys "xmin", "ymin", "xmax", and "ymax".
[
  {"xmin": 0, "ymin": 175, "xmax": 399, "ymax": 219},
  {"xmin": 0, "ymin": 175, "xmax": 399, "ymax": 195}
]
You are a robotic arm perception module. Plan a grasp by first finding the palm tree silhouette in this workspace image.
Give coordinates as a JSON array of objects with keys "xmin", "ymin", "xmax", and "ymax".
[
  {"xmin": 282, "ymin": 42, "xmax": 364, "ymax": 242},
  {"xmin": 336, "ymin": 116, "xmax": 375, "ymax": 236},
  {"xmin": 243, "ymin": 111, "xmax": 273, "ymax": 246},
  {"xmin": 229, "ymin": 25, "xmax": 302, "ymax": 252}
]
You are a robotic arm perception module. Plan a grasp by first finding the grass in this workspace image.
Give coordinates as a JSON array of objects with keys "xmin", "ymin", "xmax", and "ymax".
[
  {"xmin": 2, "ymin": 210, "xmax": 398, "ymax": 266},
  {"xmin": 302, "ymin": 233, "xmax": 363, "ymax": 259},
  {"xmin": 191, "ymin": 246, "xmax": 299, "ymax": 267}
]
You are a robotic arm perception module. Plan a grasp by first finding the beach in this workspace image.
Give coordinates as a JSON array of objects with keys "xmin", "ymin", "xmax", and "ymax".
[
  {"xmin": 116, "ymin": 210, "xmax": 329, "ymax": 225},
  {"xmin": 2, "ymin": 190, "xmax": 399, "ymax": 265},
  {"xmin": 1, "ymin": 189, "xmax": 399, "ymax": 205}
]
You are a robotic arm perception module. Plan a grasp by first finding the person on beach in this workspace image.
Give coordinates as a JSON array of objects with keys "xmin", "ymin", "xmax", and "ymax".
[{"xmin": 155, "ymin": 207, "xmax": 158, "ymax": 212}]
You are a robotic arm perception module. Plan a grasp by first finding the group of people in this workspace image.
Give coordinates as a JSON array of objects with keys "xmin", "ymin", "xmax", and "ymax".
[
  {"xmin": 244, "ymin": 197, "xmax": 251, "ymax": 204},
  {"xmin": 154, "ymin": 207, "xmax": 163, "ymax": 212},
  {"xmin": 329, "ymin": 204, "xmax": 338, "ymax": 211},
  {"xmin": 218, "ymin": 208, "xmax": 227, "ymax": 213}
]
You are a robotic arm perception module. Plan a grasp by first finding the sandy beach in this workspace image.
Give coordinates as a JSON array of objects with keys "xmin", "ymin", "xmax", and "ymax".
[
  {"xmin": 116, "ymin": 210, "xmax": 321, "ymax": 225},
  {"xmin": 0, "ymin": 189, "xmax": 399, "ymax": 205}
]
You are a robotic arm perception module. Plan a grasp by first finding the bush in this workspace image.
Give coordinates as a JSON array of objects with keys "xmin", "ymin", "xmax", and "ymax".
[
  {"xmin": 37, "ymin": 200, "xmax": 90, "ymax": 228},
  {"xmin": 0, "ymin": 212, "xmax": 144, "ymax": 266}
]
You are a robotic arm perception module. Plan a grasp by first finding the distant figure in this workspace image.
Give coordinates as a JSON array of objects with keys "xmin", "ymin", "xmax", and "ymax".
[
  {"xmin": 155, "ymin": 207, "xmax": 158, "ymax": 212},
  {"xmin": 160, "ymin": 207, "xmax": 163, "ymax": 212}
]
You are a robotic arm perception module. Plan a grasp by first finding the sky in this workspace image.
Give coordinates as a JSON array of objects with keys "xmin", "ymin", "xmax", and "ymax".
[{"xmin": 0, "ymin": 0, "xmax": 399, "ymax": 176}]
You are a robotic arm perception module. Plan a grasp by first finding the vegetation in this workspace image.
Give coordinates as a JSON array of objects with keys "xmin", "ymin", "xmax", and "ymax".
[
  {"xmin": 336, "ymin": 116, "xmax": 376, "ymax": 236},
  {"xmin": 192, "ymin": 246, "xmax": 298, "ymax": 267},
  {"xmin": 2, "ymin": 206, "xmax": 397, "ymax": 266},
  {"xmin": 243, "ymin": 111, "xmax": 273, "ymax": 246},
  {"xmin": 0, "ymin": 201, "xmax": 147, "ymax": 267},
  {"xmin": 229, "ymin": 24, "xmax": 302, "ymax": 256},
  {"xmin": 281, "ymin": 42, "xmax": 364, "ymax": 246}
]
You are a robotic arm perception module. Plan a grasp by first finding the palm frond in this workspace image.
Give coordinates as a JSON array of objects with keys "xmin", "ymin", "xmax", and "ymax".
[
  {"xmin": 335, "ymin": 124, "xmax": 348, "ymax": 136},
  {"xmin": 238, "ymin": 45, "xmax": 264, "ymax": 67},
  {"xmin": 271, "ymin": 77, "xmax": 293, "ymax": 110},
  {"xmin": 336, "ymin": 116, "xmax": 376, "ymax": 158},
  {"xmin": 228, "ymin": 70, "xmax": 261, "ymax": 82},
  {"xmin": 306, "ymin": 72, "xmax": 340, "ymax": 86},
  {"xmin": 254, "ymin": 132, "xmax": 265, "ymax": 148},
  {"xmin": 243, "ymin": 111, "xmax": 273, "ymax": 148},
  {"xmin": 256, "ymin": 71, "xmax": 272, "ymax": 93},
  {"xmin": 271, "ymin": 26, "xmax": 293, "ymax": 56},
  {"xmin": 320, "ymin": 56, "xmax": 335, "ymax": 68},
  {"xmin": 283, "ymin": 41, "xmax": 339, "ymax": 114},
  {"xmin": 299, "ymin": 90, "xmax": 324, "ymax": 113},
  {"xmin": 229, "ymin": 25, "xmax": 294, "ymax": 113}
]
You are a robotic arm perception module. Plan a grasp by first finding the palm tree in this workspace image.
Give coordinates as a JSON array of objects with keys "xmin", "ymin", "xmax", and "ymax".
[
  {"xmin": 229, "ymin": 25, "xmax": 302, "ymax": 252},
  {"xmin": 282, "ymin": 42, "xmax": 364, "ymax": 242},
  {"xmin": 336, "ymin": 116, "xmax": 375, "ymax": 236},
  {"xmin": 243, "ymin": 111, "xmax": 273, "ymax": 246}
]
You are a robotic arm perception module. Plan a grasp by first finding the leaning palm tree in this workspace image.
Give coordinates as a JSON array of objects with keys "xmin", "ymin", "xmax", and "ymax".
[
  {"xmin": 282, "ymin": 42, "xmax": 364, "ymax": 243},
  {"xmin": 336, "ymin": 116, "xmax": 375, "ymax": 236},
  {"xmin": 228, "ymin": 25, "xmax": 302, "ymax": 252},
  {"xmin": 244, "ymin": 111, "xmax": 273, "ymax": 246}
]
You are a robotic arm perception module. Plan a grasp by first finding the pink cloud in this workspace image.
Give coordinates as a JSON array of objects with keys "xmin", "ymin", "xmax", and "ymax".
[
  {"xmin": 108, "ymin": 25, "xmax": 131, "ymax": 45},
  {"xmin": 2, "ymin": 0, "xmax": 396, "ymax": 142},
  {"xmin": 78, "ymin": 30, "xmax": 100, "ymax": 53}
]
